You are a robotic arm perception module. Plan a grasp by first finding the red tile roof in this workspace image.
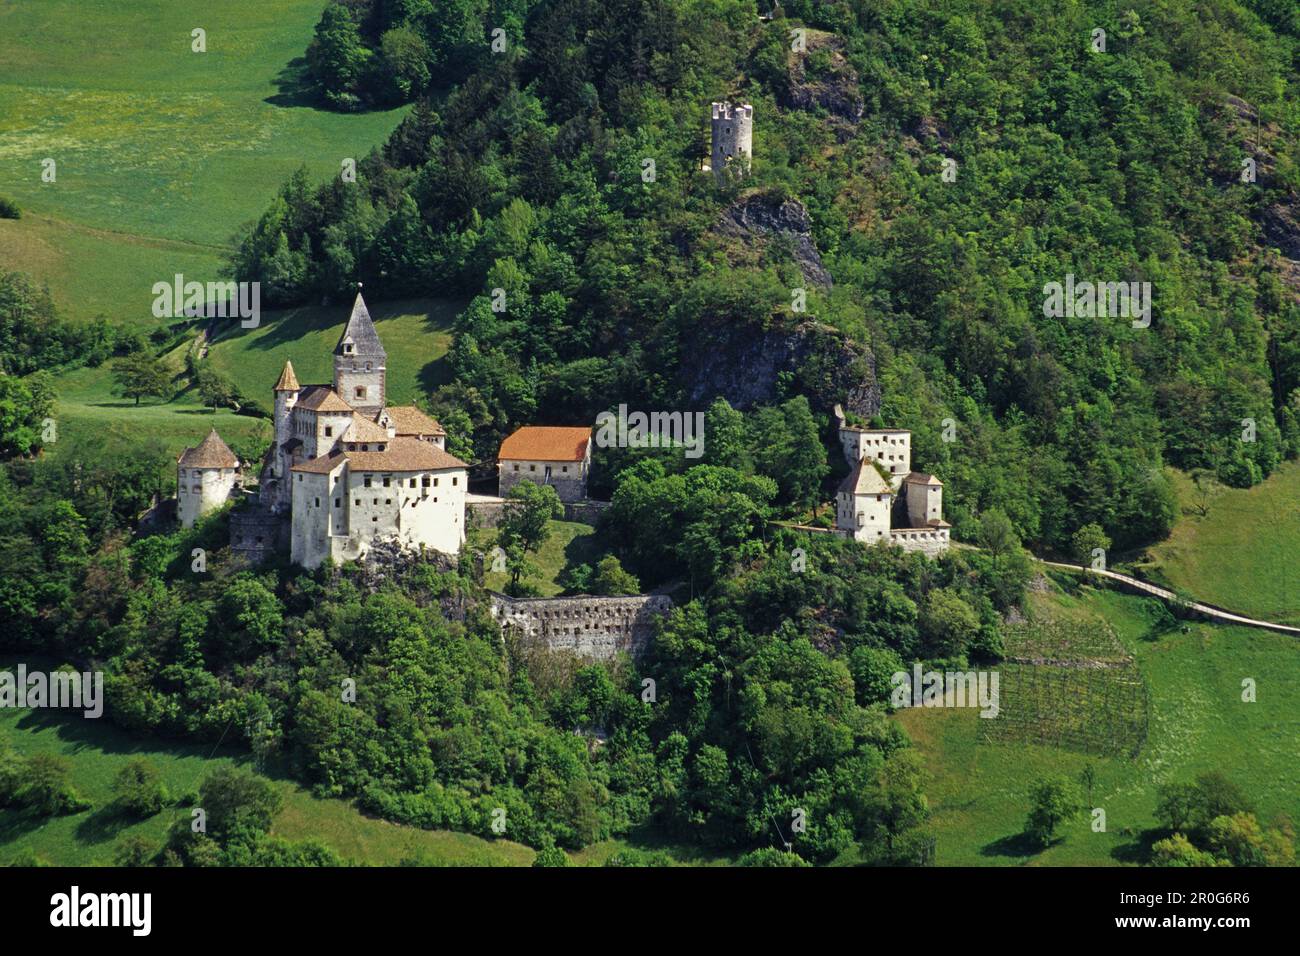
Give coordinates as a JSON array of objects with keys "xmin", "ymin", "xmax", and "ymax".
[{"xmin": 498, "ymin": 426, "xmax": 591, "ymax": 462}]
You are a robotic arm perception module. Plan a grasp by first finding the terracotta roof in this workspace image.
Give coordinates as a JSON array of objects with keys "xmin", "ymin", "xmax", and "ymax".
[
  {"xmin": 290, "ymin": 451, "xmax": 346, "ymax": 475},
  {"xmin": 837, "ymin": 458, "xmax": 892, "ymax": 496},
  {"xmin": 292, "ymin": 437, "xmax": 467, "ymax": 474},
  {"xmin": 341, "ymin": 414, "xmax": 390, "ymax": 444},
  {"xmin": 296, "ymin": 385, "xmax": 353, "ymax": 413},
  {"xmin": 498, "ymin": 426, "xmax": 591, "ymax": 462},
  {"xmin": 346, "ymin": 437, "xmax": 467, "ymax": 472},
  {"xmin": 904, "ymin": 472, "xmax": 943, "ymax": 486},
  {"xmin": 274, "ymin": 360, "xmax": 300, "ymax": 392},
  {"xmin": 334, "ymin": 292, "xmax": 386, "ymax": 358},
  {"xmin": 178, "ymin": 429, "xmax": 239, "ymax": 469},
  {"xmin": 382, "ymin": 405, "xmax": 445, "ymax": 437}
]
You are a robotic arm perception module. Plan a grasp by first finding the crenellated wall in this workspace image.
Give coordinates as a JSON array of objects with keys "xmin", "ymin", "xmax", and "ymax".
[{"xmin": 489, "ymin": 592, "xmax": 673, "ymax": 660}]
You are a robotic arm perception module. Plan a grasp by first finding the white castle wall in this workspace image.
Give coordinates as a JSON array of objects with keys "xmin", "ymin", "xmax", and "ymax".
[{"xmin": 178, "ymin": 465, "xmax": 238, "ymax": 528}]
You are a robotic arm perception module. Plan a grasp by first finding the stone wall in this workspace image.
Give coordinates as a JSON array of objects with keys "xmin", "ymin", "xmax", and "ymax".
[
  {"xmin": 469, "ymin": 497, "xmax": 610, "ymax": 529},
  {"xmin": 489, "ymin": 592, "xmax": 673, "ymax": 661},
  {"xmin": 229, "ymin": 508, "xmax": 289, "ymax": 563},
  {"xmin": 562, "ymin": 499, "xmax": 611, "ymax": 524}
]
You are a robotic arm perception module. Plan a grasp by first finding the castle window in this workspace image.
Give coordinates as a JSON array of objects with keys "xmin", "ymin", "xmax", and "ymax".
[
  {"xmin": 378, "ymin": 444, "xmax": 385, "ymax": 451},
  {"xmin": 344, "ymin": 343, "xmax": 353, "ymax": 353},
  {"xmin": 409, "ymin": 478, "xmax": 416, "ymax": 488},
  {"xmin": 385, "ymin": 499, "xmax": 391, "ymax": 505},
  {"xmin": 373, "ymin": 498, "xmax": 378, "ymax": 505},
  {"xmin": 562, "ymin": 466, "xmax": 568, "ymax": 473},
  {"xmin": 452, "ymin": 477, "xmax": 458, "ymax": 486},
  {"xmin": 433, "ymin": 478, "xmax": 439, "ymax": 487},
  {"xmin": 314, "ymin": 497, "xmax": 320, "ymax": 507},
  {"xmin": 529, "ymin": 465, "xmax": 536, "ymax": 472},
  {"xmin": 382, "ymin": 477, "xmax": 390, "ymax": 487},
  {"xmin": 335, "ymin": 498, "xmax": 341, "ymax": 508},
  {"xmin": 422, "ymin": 477, "xmax": 431, "ymax": 488},
  {"xmin": 355, "ymin": 386, "xmax": 367, "ymax": 400},
  {"xmin": 513, "ymin": 464, "xmax": 519, "ymax": 472},
  {"xmin": 297, "ymin": 475, "xmax": 302, "ymax": 482},
  {"xmin": 324, "ymin": 426, "xmax": 333, "ymax": 437},
  {"xmin": 372, "ymin": 516, "xmax": 378, "ymax": 522},
  {"xmin": 354, "ymin": 499, "xmax": 360, "ymax": 506},
  {"xmin": 364, "ymin": 476, "xmax": 372, "ymax": 487},
  {"xmin": 365, "ymin": 362, "xmax": 371, "ymax": 371}
]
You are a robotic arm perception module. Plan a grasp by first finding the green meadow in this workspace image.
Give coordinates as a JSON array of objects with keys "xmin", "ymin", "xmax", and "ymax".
[
  {"xmin": 477, "ymin": 520, "xmax": 610, "ymax": 597},
  {"xmin": 48, "ymin": 296, "xmax": 459, "ymax": 461},
  {"xmin": 1143, "ymin": 463, "xmax": 1300, "ymax": 627},
  {"xmin": 0, "ymin": 0, "xmax": 407, "ymax": 328},
  {"xmin": 0, "ymin": 678, "xmax": 536, "ymax": 867},
  {"xmin": 899, "ymin": 585, "xmax": 1300, "ymax": 866}
]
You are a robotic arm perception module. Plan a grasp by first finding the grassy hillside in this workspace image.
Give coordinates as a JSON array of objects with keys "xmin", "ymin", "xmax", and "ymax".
[
  {"xmin": 48, "ymin": 296, "xmax": 459, "ymax": 461},
  {"xmin": 0, "ymin": 0, "xmax": 407, "ymax": 327},
  {"xmin": 1143, "ymin": 463, "xmax": 1300, "ymax": 626},
  {"xmin": 898, "ymin": 585, "xmax": 1300, "ymax": 866},
  {"xmin": 0, "ymin": 697, "xmax": 535, "ymax": 867},
  {"xmin": 477, "ymin": 520, "xmax": 609, "ymax": 596}
]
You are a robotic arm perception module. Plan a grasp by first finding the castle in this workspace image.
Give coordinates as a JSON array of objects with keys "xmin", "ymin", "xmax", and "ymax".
[
  {"xmin": 178, "ymin": 291, "xmax": 469, "ymax": 569},
  {"xmin": 832, "ymin": 406, "xmax": 951, "ymax": 556},
  {"xmin": 710, "ymin": 101, "xmax": 753, "ymax": 181}
]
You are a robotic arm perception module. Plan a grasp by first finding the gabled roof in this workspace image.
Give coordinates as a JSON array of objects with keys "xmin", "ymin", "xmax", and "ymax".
[
  {"xmin": 290, "ymin": 437, "xmax": 468, "ymax": 475},
  {"xmin": 274, "ymin": 360, "xmax": 300, "ymax": 392},
  {"xmin": 296, "ymin": 385, "xmax": 353, "ymax": 413},
  {"xmin": 905, "ymin": 471, "xmax": 943, "ymax": 487},
  {"xmin": 334, "ymin": 292, "xmax": 386, "ymax": 359},
  {"xmin": 382, "ymin": 405, "xmax": 445, "ymax": 437},
  {"xmin": 341, "ymin": 414, "xmax": 390, "ymax": 444},
  {"xmin": 498, "ymin": 426, "xmax": 591, "ymax": 462},
  {"xmin": 838, "ymin": 457, "xmax": 892, "ymax": 496},
  {"xmin": 178, "ymin": 429, "xmax": 239, "ymax": 469}
]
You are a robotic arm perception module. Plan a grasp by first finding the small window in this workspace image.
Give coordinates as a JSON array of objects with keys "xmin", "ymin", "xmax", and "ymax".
[
  {"xmin": 382, "ymin": 477, "xmax": 390, "ymax": 488},
  {"xmin": 354, "ymin": 499, "xmax": 360, "ymax": 506},
  {"xmin": 422, "ymin": 476, "xmax": 431, "ymax": 488},
  {"xmin": 529, "ymin": 464, "xmax": 536, "ymax": 472},
  {"xmin": 297, "ymin": 475, "xmax": 303, "ymax": 482},
  {"xmin": 355, "ymin": 386, "xmax": 366, "ymax": 400},
  {"xmin": 324, "ymin": 426, "xmax": 333, "ymax": 437},
  {"xmin": 409, "ymin": 478, "xmax": 416, "ymax": 488},
  {"xmin": 452, "ymin": 477, "xmax": 458, "ymax": 486},
  {"xmin": 372, "ymin": 516, "xmax": 378, "ymax": 522},
  {"xmin": 335, "ymin": 498, "xmax": 341, "ymax": 508},
  {"xmin": 385, "ymin": 499, "xmax": 391, "ymax": 505},
  {"xmin": 344, "ymin": 343, "xmax": 353, "ymax": 353},
  {"xmin": 562, "ymin": 466, "xmax": 569, "ymax": 473},
  {"xmin": 364, "ymin": 476, "xmax": 372, "ymax": 488},
  {"xmin": 433, "ymin": 478, "xmax": 439, "ymax": 487},
  {"xmin": 314, "ymin": 497, "xmax": 321, "ymax": 507}
]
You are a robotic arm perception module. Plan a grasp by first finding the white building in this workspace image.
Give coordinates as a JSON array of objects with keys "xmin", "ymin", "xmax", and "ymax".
[
  {"xmin": 177, "ymin": 429, "xmax": 241, "ymax": 528},
  {"xmin": 497, "ymin": 426, "xmax": 592, "ymax": 502},
  {"xmin": 185, "ymin": 289, "xmax": 468, "ymax": 567},
  {"xmin": 710, "ymin": 102, "xmax": 753, "ymax": 181},
  {"xmin": 833, "ymin": 406, "xmax": 950, "ymax": 556}
]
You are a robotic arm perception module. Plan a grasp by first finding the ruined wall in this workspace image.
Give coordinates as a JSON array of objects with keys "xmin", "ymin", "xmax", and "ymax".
[
  {"xmin": 230, "ymin": 508, "xmax": 289, "ymax": 564},
  {"xmin": 489, "ymin": 592, "xmax": 673, "ymax": 660}
]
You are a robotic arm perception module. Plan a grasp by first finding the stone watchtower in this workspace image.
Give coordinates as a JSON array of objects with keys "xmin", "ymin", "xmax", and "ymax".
[
  {"xmin": 711, "ymin": 102, "xmax": 753, "ymax": 181},
  {"xmin": 333, "ymin": 290, "xmax": 387, "ymax": 411}
]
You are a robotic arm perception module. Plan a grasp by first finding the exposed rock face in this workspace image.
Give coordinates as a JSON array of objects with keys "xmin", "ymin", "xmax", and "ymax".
[
  {"xmin": 785, "ymin": 30, "xmax": 865, "ymax": 132},
  {"xmin": 715, "ymin": 192, "xmax": 832, "ymax": 288},
  {"xmin": 677, "ymin": 313, "xmax": 880, "ymax": 419}
]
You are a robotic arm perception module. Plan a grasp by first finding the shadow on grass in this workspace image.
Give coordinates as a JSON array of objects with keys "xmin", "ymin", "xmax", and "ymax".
[
  {"xmin": 264, "ymin": 58, "xmax": 320, "ymax": 109},
  {"xmin": 1110, "ymin": 828, "xmax": 1163, "ymax": 864},
  {"xmin": 980, "ymin": 830, "xmax": 1045, "ymax": 859}
]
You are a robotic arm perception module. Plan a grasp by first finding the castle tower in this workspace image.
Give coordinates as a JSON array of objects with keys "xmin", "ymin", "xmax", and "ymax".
[
  {"xmin": 333, "ymin": 290, "xmax": 387, "ymax": 411},
  {"xmin": 267, "ymin": 359, "xmax": 300, "ymax": 512},
  {"xmin": 177, "ymin": 429, "xmax": 240, "ymax": 528},
  {"xmin": 711, "ymin": 102, "xmax": 753, "ymax": 181}
]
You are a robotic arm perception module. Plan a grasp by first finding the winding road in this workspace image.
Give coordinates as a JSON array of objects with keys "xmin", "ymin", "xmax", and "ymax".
[{"xmin": 1037, "ymin": 561, "xmax": 1300, "ymax": 637}]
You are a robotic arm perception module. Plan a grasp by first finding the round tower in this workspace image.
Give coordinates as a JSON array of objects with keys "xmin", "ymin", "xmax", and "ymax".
[{"xmin": 711, "ymin": 102, "xmax": 753, "ymax": 180}]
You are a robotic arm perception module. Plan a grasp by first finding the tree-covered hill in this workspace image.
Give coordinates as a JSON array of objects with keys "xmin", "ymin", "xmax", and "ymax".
[{"xmin": 232, "ymin": 0, "xmax": 1300, "ymax": 554}]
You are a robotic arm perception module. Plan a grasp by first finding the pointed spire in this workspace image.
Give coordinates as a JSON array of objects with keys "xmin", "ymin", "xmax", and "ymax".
[
  {"xmin": 274, "ymin": 359, "xmax": 300, "ymax": 391},
  {"xmin": 334, "ymin": 290, "xmax": 386, "ymax": 359}
]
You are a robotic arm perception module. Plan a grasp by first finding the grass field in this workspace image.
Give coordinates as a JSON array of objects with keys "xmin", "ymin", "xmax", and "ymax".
[
  {"xmin": 47, "ymin": 296, "xmax": 459, "ymax": 462},
  {"xmin": 1143, "ymin": 463, "xmax": 1300, "ymax": 626},
  {"xmin": 0, "ymin": 0, "xmax": 407, "ymax": 328},
  {"xmin": 0, "ymin": 687, "xmax": 535, "ymax": 867},
  {"xmin": 898, "ymin": 584, "xmax": 1300, "ymax": 865},
  {"xmin": 477, "ymin": 520, "xmax": 609, "ymax": 596}
]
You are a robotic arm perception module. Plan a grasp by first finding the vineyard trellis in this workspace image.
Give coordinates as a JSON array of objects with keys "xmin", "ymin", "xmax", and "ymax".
[{"xmin": 978, "ymin": 620, "xmax": 1151, "ymax": 759}]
